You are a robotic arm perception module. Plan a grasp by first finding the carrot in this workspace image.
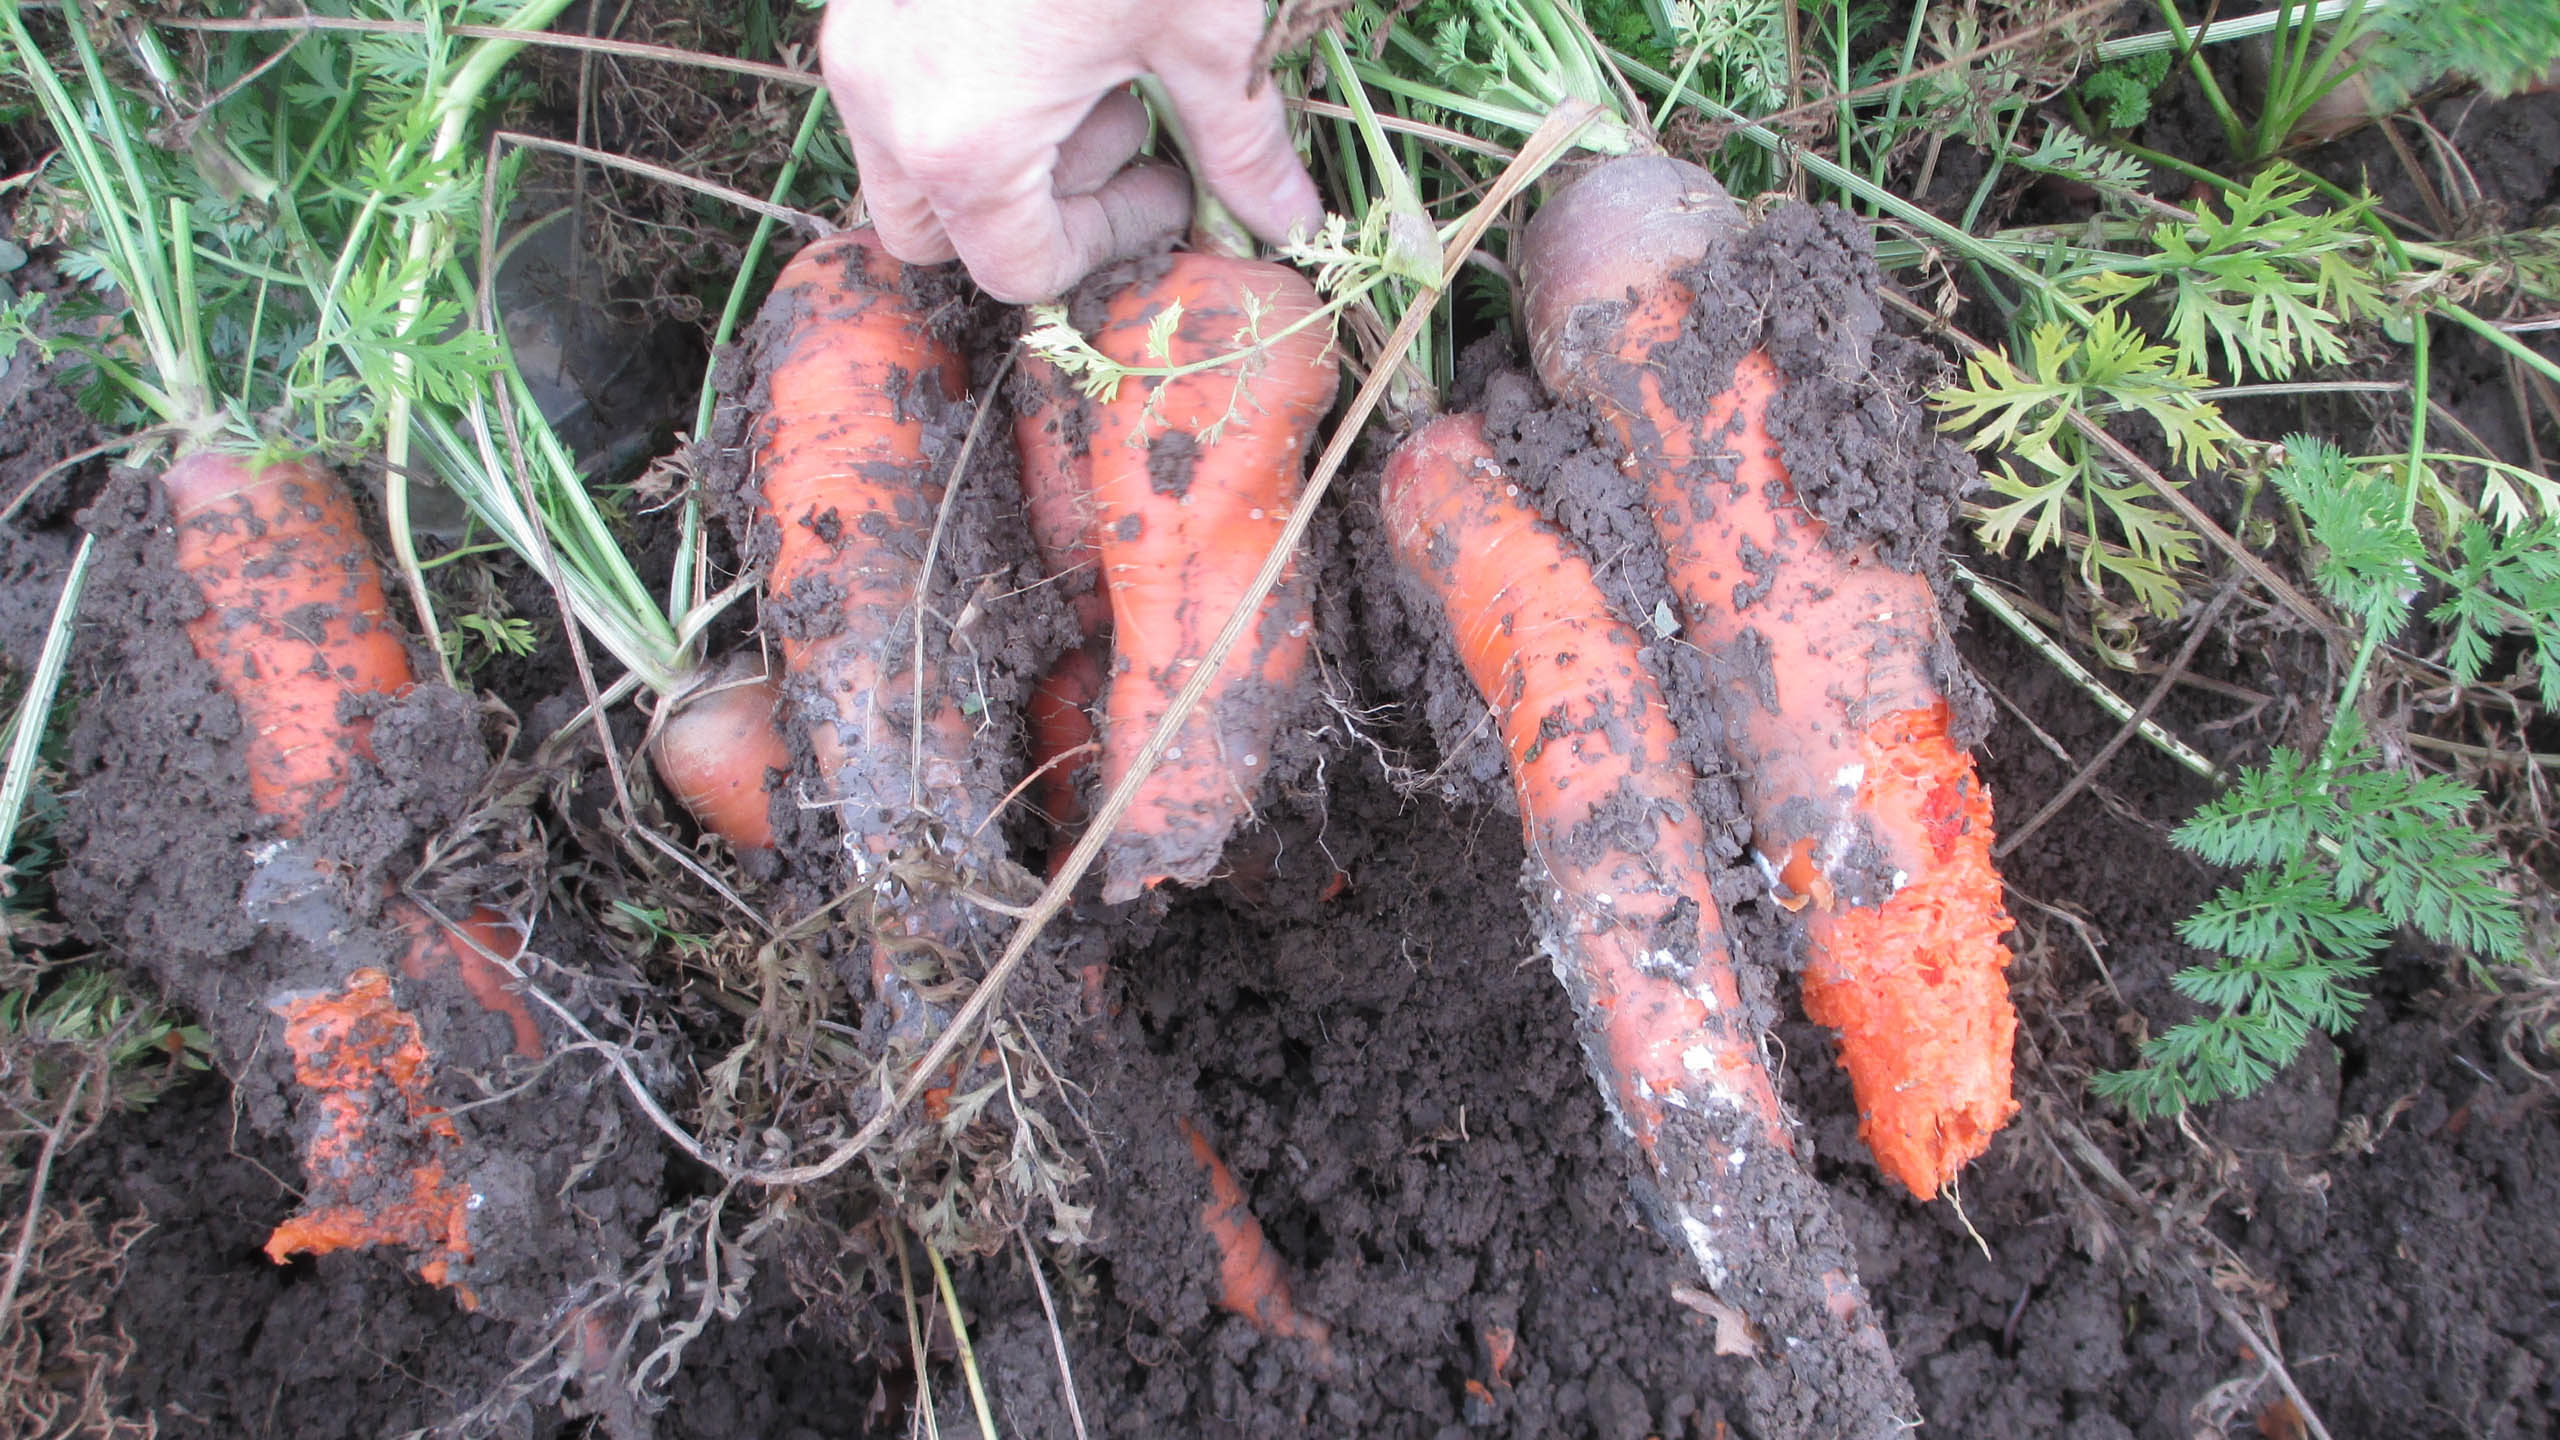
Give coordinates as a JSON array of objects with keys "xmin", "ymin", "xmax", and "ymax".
[
  {"xmin": 754, "ymin": 229, "xmax": 979, "ymax": 860},
  {"xmin": 161, "ymin": 450, "xmax": 540, "ymax": 1287},
  {"xmin": 1015, "ymin": 354, "xmax": 1109, "ymax": 643},
  {"xmin": 1380, "ymin": 413, "xmax": 1783, "ymax": 1180},
  {"xmin": 649, "ymin": 653, "xmax": 794, "ymax": 852},
  {"xmin": 1024, "ymin": 643, "xmax": 1106, "ymax": 866},
  {"xmin": 1178, "ymin": 1115, "xmax": 1336, "ymax": 1367},
  {"xmin": 1083, "ymin": 254, "xmax": 1333, "ymax": 903},
  {"xmin": 752, "ymin": 229, "xmax": 1008, "ymax": 1050},
  {"xmin": 1384, "ymin": 412, "xmax": 1910, "ymax": 1415},
  {"xmin": 1520, "ymin": 156, "xmax": 2016, "ymax": 1200}
]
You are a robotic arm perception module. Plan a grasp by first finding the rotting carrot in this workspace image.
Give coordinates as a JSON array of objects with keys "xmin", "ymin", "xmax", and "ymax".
[
  {"xmin": 1520, "ymin": 156, "xmax": 2017, "ymax": 1200},
  {"xmin": 1083, "ymin": 253, "xmax": 1334, "ymax": 904},
  {"xmin": 163, "ymin": 450, "xmax": 541, "ymax": 1286},
  {"xmin": 1178, "ymin": 1115, "xmax": 1336, "ymax": 1368},
  {"xmin": 649, "ymin": 652, "xmax": 794, "ymax": 853}
]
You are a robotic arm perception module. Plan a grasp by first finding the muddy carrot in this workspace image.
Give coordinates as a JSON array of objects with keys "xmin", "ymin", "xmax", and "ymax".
[
  {"xmin": 1521, "ymin": 155, "xmax": 2016, "ymax": 1200},
  {"xmin": 1015, "ymin": 353, "xmax": 1109, "ymax": 642},
  {"xmin": 1083, "ymin": 253, "xmax": 1334, "ymax": 903},
  {"xmin": 751, "ymin": 229, "xmax": 1002, "ymax": 1045},
  {"xmin": 1179, "ymin": 1116, "xmax": 1336, "ymax": 1366},
  {"xmin": 1380, "ymin": 412, "xmax": 1785, "ymax": 1258},
  {"xmin": 163, "ymin": 450, "xmax": 538, "ymax": 1291}
]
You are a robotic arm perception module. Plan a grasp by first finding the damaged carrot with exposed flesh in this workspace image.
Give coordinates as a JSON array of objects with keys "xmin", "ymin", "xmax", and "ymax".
[
  {"xmin": 1084, "ymin": 253, "xmax": 1333, "ymax": 903},
  {"xmin": 163, "ymin": 451, "xmax": 539, "ymax": 1289},
  {"xmin": 1520, "ymin": 155, "xmax": 2015, "ymax": 1199}
]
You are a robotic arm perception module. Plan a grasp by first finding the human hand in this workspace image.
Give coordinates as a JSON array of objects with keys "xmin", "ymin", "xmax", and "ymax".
[{"xmin": 819, "ymin": 0, "xmax": 1323, "ymax": 304}]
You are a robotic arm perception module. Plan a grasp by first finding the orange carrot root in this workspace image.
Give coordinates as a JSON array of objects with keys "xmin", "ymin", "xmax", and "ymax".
[
  {"xmin": 162, "ymin": 451, "xmax": 540, "ymax": 1288},
  {"xmin": 163, "ymin": 452, "xmax": 413, "ymax": 826},
  {"xmin": 753, "ymin": 230, "xmax": 996, "ymax": 1046},
  {"xmin": 1521, "ymin": 157, "xmax": 2017, "ymax": 1199},
  {"xmin": 1015, "ymin": 354, "xmax": 1109, "ymax": 642},
  {"xmin": 650, "ymin": 655, "xmax": 794, "ymax": 852},
  {"xmin": 263, "ymin": 968, "xmax": 477, "ymax": 1304},
  {"xmin": 1085, "ymin": 254, "xmax": 1333, "ymax": 903},
  {"xmin": 1179, "ymin": 1117, "xmax": 1335, "ymax": 1366},
  {"xmin": 1382, "ymin": 413, "xmax": 1784, "ymax": 1245},
  {"xmin": 1025, "ymin": 642, "xmax": 1106, "ymax": 869}
]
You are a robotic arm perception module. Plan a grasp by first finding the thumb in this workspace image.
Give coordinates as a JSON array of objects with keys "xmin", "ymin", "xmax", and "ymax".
[{"xmin": 1148, "ymin": 34, "xmax": 1323, "ymax": 246}]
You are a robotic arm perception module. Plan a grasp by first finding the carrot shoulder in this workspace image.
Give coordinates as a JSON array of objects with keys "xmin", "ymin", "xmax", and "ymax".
[
  {"xmin": 1523, "ymin": 158, "xmax": 2015, "ymax": 1200},
  {"xmin": 1085, "ymin": 254, "xmax": 1333, "ymax": 903}
]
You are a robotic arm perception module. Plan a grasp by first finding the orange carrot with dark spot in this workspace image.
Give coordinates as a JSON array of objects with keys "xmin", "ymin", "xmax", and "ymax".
[
  {"xmin": 1522, "ymin": 156, "xmax": 2016, "ymax": 1200},
  {"xmin": 1084, "ymin": 255, "xmax": 1334, "ymax": 903}
]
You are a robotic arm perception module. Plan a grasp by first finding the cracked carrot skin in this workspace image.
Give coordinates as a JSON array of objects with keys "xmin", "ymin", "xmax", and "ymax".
[
  {"xmin": 1085, "ymin": 253, "xmax": 1334, "ymax": 904},
  {"xmin": 1381, "ymin": 413, "xmax": 1785, "ymax": 1265},
  {"xmin": 1522, "ymin": 156, "xmax": 2016, "ymax": 1200}
]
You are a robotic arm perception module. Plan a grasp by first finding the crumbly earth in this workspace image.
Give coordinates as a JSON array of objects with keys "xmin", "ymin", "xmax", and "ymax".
[{"xmin": 6, "ymin": 83, "xmax": 2560, "ymax": 1440}]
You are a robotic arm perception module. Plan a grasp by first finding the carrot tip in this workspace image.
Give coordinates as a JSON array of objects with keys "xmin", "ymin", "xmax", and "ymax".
[{"xmin": 1800, "ymin": 706, "xmax": 2019, "ymax": 1199}]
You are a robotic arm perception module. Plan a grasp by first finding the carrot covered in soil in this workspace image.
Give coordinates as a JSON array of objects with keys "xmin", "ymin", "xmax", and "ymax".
[
  {"xmin": 1385, "ymin": 413, "xmax": 1910, "ymax": 1421},
  {"xmin": 1015, "ymin": 353, "xmax": 1109, "ymax": 643},
  {"xmin": 1083, "ymin": 254, "xmax": 1333, "ymax": 903},
  {"xmin": 1381, "ymin": 414, "xmax": 1786, "ymax": 1254},
  {"xmin": 1520, "ymin": 156, "xmax": 2016, "ymax": 1200},
  {"xmin": 1178, "ymin": 1116, "xmax": 1336, "ymax": 1366},
  {"xmin": 161, "ymin": 451, "xmax": 539, "ymax": 1288},
  {"xmin": 749, "ymin": 229, "xmax": 1018, "ymax": 1048}
]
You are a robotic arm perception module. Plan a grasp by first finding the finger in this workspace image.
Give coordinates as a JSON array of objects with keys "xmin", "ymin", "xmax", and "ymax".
[
  {"xmin": 1147, "ymin": 37, "xmax": 1322, "ymax": 243},
  {"xmin": 1052, "ymin": 88, "xmax": 1152, "ymax": 198},
  {"xmin": 845, "ymin": 131, "xmax": 958, "ymax": 265},
  {"xmin": 942, "ymin": 160, "xmax": 1189, "ymax": 304}
]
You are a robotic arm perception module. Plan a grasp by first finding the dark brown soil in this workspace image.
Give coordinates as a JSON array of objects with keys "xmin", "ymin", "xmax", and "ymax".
[{"xmin": 5, "ymin": 81, "xmax": 2559, "ymax": 1440}]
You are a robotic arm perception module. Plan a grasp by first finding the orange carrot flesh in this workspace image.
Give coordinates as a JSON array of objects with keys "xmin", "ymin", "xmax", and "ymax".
[
  {"xmin": 262, "ymin": 967, "xmax": 478, "ymax": 1305},
  {"xmin": 1025, "ymin": 643, "xmax": 1106, "ymax": 852},
  {"xmin": 650, "ymin": 656, "xmax": 794, "ymax": 852},
  {"xmin": 755, "ymin": 229, "xmax": 979, "ymax": 860},
  {"xmin": 163, "ymin": 453, "xmax": 414, "ymax": 827},
  {"xmin": 1179, "ymin": 1116, "xmax": 1336, "ymax": 1364},
  {"xmin": 1086, "ymin": 254, "xmax": 1333, "ymax": 903},
  {"xmin": 1523, "ymin": 160, "xmax": 2017, "ymax": 1199},
  {"xmin": 1380, "ymin": 414, "xmax": 1784, "ymax": 1156}
]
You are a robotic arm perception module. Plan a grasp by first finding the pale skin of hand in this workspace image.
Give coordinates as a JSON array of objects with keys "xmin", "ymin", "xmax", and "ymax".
[{"xmin": 819, "ymin": 0, "xmax": 1324, "ymax": 303}]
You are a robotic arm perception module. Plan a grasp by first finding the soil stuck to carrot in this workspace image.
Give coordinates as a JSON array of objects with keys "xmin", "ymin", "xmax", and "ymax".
[
  {"xmin": 12, "ymin": 82, "xmax": 2560, "ymax": 1438},
  {"xmin": 34, "ymin": 468, "xmax": 666, "ymax": 1327}
]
